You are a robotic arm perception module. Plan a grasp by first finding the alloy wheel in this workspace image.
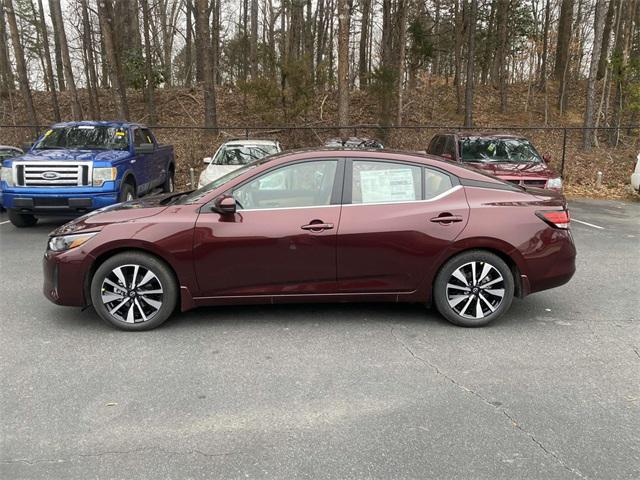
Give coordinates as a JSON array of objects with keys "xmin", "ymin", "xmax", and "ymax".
[
  {"xmin": 100, "ymin": 264, "xmax": 164, "ymax": 323},
  {"xmin": 446, "ymin": 261, "xmax": 505, "ymax": 320}
]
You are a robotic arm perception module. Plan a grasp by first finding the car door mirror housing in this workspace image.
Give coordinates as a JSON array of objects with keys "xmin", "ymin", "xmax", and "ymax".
[
  {"xmin": 22, "ymin": 142, "xmax": 34, "ymax": 152},
  {"xmin": 542, "ymin": 154, "xmax": 551, "ymax": 163},
  {"xmin": 203, "ymin": 157, "xmax": 212, "ymax": 164},
  {"xmin": 212, "ymin": 196, "xmax": 237, "ymax": 214},
  {"xmin": 135, "ymin": 143, "xmax": 154, "ymax": 154}
]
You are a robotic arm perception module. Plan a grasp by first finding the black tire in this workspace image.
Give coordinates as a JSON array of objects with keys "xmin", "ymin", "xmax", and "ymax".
[
  {"xmin": 163, "ymin": 167, "xmax": 175, "ymax": 193},
  {"xmin": 90, "ymin": 252, "xmax": 178, "ymax": 331},
  {"xmin": 118, "ymin": 181, "xmax": 136, "ymax": 203},
  {"xmin": 433, "ymin": 250, "xmax": 514, "ymax": 327},
  {"xmin": 8, "ymin": 209, "xmax": 38, "ymax": 228}
]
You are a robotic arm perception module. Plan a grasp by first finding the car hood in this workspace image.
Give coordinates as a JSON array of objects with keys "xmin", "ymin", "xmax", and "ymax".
[
  {"xmin": 199, "ymin": 165, "xmax": 241, "ymax": 186},
  {"xmin": 50, "ymin": 194, "xmax": 171, "ymax": 236},
  {"xmin": 16, "ymin": 149, "xmax": 130, "ymax": 164},
  {"xmin": 467, "ymin": 161, "xmax": 556, "ymax": 179}
]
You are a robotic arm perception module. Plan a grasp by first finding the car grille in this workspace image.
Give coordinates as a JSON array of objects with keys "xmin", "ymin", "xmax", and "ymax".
[
  {"xmin": 13, "ymin": 162, "xmax": 92, "ymax": 187},
  {"xmin": 507, "ymin": 179, "xmax": 548, "ymax": 188}
]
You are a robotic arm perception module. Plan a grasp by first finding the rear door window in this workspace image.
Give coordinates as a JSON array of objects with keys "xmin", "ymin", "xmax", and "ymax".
[
  {"xmin": 351, "ymin": 160, "xmax": 422, "ymax": 204},
  {"xmin": 425, "ymin": 168, "xmax": 453, "ymax": 199}
]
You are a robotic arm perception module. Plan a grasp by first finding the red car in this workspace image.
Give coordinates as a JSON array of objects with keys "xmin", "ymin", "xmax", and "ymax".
[
  {"xmin": 43, "ymin": 149, "xmax": 576, "ymax": 330},
  {"xmin": 427, "ymin": 133, "xmax": 563, "ymax": 190}
]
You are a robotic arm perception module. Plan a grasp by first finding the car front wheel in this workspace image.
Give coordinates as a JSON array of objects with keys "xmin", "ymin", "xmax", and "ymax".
[
  {"xmin": 433, "ymin": 250, "xmax": 514, "ymax": 327},
  {"xmin": 90, "ymin": 252, "xmax": 178, "ymax": 331},
  {"xmin": 8, "ymin": 209, "xmax": 38, "ymax": 227}
]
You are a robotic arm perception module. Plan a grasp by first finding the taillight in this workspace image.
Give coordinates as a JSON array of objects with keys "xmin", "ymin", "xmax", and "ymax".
[{"xmin": 536, "ymin": 210, "xmax": 570, "ymax": 229}]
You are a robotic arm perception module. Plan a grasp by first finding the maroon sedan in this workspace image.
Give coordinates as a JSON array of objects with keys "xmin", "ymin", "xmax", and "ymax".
[
  {"xmin": 427, "ymin": 133, "xmax": 563, "ymax": 190},
  {"xmin": 43, "ymin": 149, "xmax": 575, "ymax": 330}
]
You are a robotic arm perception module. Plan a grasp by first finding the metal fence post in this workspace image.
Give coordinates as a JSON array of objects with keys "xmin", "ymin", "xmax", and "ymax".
[
  {"xmin": 189, "ymin": 168, "xmax": 195, "ymax": 187},
  {"xmin": 560, "ymin": 128, "xmax": 567, "ymax": 179}
]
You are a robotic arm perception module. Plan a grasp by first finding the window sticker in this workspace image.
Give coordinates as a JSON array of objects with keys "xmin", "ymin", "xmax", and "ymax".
[
  {"xmin": 43, "ymin": 129, "xmax": 53, "ymax": 138},
  {"xmin": 360, "ymin": 168, "xmax": 416, "ymax": 203},
  {"xmin": 78, "ymin": 125, "xmax": 95, "ymax": 130}
]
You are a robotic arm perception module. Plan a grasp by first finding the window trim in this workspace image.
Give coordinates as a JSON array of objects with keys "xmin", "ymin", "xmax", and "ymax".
[{"xmin": 203, "ymin": 157, "xmax": 346, "ymax": 212}]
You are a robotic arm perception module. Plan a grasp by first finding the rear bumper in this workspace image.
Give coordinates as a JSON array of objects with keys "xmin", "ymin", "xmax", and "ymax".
[
  {"xmin": 3, "ymin": 191, "xmax": 118, "ymax": 215},
  {"xmin": 523, "ymin": 229, "xmax": 576, "ymax": 295}
]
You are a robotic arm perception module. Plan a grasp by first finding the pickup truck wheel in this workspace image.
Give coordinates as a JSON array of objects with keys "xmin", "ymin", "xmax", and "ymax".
[
  {"xmin": 8, "ymin": 209, "xmax": 38, "ymax": 228},
  {"xmin": 163, "ymin": 168, "xmax": 175, "ymax": 193},
  {"xmin": 90, "ymin": 252, "xmax": 178, "ymax": 331},
  {"xmin": 119, "ymin": 182, "xmax": 136, "ymax": 202}
]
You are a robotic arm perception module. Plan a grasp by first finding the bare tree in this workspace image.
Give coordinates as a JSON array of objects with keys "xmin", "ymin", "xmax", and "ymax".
[
  {"xmin": 250, "ymin": 0, "xmax": 259, "ymax": 79},
  {"xmin": 36, "ymin": 0, "xmax": 60, "ymax": 121},
  {"xmin": 583, "ymin": 0, "xmax": 607, "ymax": 149},
  {"xmin": 337, "ymin": 0, "xmax": 350, "ymax": 133},
  {"xmin": 196, "ymin": 0, "xmax": 217, "ymax": 128},
  {"xmin": 97, "ymin": 0, "xmax": 129, "ymax": 120},
  {"xmin": 0, "ymin": 0, "xmax": 15, "ymax": 96},
  {"xmin": 395, "ymin": 0, "xmax": 408, "ymax": 126},
  {"xmin": 48, "ymin": 0, "xmax": 65, "ymax": 91},
  {"xmin": 5, "ymin": 0, "xmax": 38, "ymax": 126},
  {"xmin": 359, "ymin": 0, "xmax": 371, "ymax": 88},
  {"xmin": 50, "ymin": 0, "xmax": 83, "ymax": 119},
  {"xmin": 141, "ymin": 0, "xmax": 157, "ymax": 124},
  {"xmin": 464, "ymin": 0, "xmax": 478, "ymax": 127}
]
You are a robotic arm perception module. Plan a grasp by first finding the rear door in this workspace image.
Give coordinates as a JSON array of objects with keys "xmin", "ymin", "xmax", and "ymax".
[
  {"xmin": 193, "ymin": 158, "xmax": 344, "ymax": 297},
  {"xmin": 132, "ymin": 128, "xmax": 154, "ymax": 194},
  {"xmin": 336, "ymin": 159, "xmax": 469, "ymax": 293}
]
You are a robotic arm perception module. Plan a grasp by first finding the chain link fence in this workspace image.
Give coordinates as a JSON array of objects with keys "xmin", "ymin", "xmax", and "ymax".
[{"xmin": 1, "ymin": 124, "xmax": 638, "ymax": 191}]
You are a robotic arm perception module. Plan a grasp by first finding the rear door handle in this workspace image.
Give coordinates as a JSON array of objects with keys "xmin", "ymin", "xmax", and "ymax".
[
  {"xmin": 301, "ymin": 222, "xmax": 334, "ymax": 231},
  {"xmin": 430, "ymin": 215, "xmax": 463, "ymax": 224}
]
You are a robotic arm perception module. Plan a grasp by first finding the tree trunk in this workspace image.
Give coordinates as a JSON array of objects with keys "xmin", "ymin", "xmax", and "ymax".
[
  {"xmin": 98, "ymin": 0, "xmax": 129, "ymax": 120},
  {"xmin": 5, "ymin": 0, "xmax": 38, "ymax": 126},
  {"xmin": 583, "ymin": 0, "xmax": 607, "ymax": 149},
  {"xmin": 337, "ymin": 0, "xmax": 350, "ymax": 134},
  {"xmin": 196, "ymin": 0, "xmax": 217, "ymax": 128},
  {"xmin": 597, "ymin": 0, "xmax": 616, "ymax": 80},
  {"xmin": 79, "ymin": 0, "xmax": 100, "ymax": 119},
  {"xmin": 0, "ymin": 0, "xmax": 15, "ymax": 96},
  {"xmin": 395, "ymin": 0, "xmax": 408, "ymax": 126},
  {"xmin": 359, "ymin": 0, "xmax": 371, "ymax": 88},
  {"xmin": 554, "ymin": 0, "xmax": 574, "ymax": 80},
  {"xmin": 495, "ymin": 0, "xmax": 509, "ymax": 112},
  {"xmin": 453, "ymin": 0, "xmax": 463, "ymax": 114},
  {"xmin": 51, "ymin": 0, "xmax": 83, "ymax": 119},
  {"xmin": 538, "ymin": 0, "xmax": 551, "ymax": 90},
  {"xmin": 48, "ymin": 0, "xmax": 65, "ymax": 91},
  {"xmin": 250, "ymin": 0, "xmax": 259, "ymax": 79},
  {"xmin": 464, "ymin": 0, "xmax": 477, "ymax": 127},
  {"xmin": 36, "ymin": 0, "xmax": 61, "ymax": 121},
  {"xmin": 185, "ymin": 0, "xmax": 193, "ymax": 86},
  {"xmin": 141, "ymin": 0, "xmax": 156, "ymax": 124}
]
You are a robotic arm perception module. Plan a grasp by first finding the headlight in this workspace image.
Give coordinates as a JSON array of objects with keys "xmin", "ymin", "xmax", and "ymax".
[
  {"xmin": 48, "ymin": 232, "xmax": 98, "ymax": 252},
  {"xmin": 546, "ymin": 177, "xmax": 563, "ymax": 190},
  {"xmin": 93, "ymin": 167, "xmax": 117, "ymax": 186},
  {"xmin": 1, "ymin": 166, "xmax": 14, "ymax": 186}
]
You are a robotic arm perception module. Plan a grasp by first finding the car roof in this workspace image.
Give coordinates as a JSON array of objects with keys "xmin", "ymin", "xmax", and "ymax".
[
  {"xmin": 222, "ymin": 139, "xmax": 279, "ymax": 146},
  {"xmin": 0, "ymin": 145, "xmax": 22, "ymax": 151},
  {"xmin": 48, "ymin": 121, "xmax": 144, "ymax": 129},
  {"xmin": 439, "ymin": 132, "xmax": 528, "ymax": 140}
]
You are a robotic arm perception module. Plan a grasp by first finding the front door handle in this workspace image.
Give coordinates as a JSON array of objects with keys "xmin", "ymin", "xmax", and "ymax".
[
  {"xmin": 430, "ymin": 214, "xmax": 463, "ymax": 224},
  {"xmin": 301, "ymin": 221, "xmax": 334, "ymax": 231}
]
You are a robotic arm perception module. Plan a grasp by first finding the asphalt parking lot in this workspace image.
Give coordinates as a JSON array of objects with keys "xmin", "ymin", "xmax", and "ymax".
[{"xmin": 0, "ymin": 198, "xmax": 638, "ymax": 480}]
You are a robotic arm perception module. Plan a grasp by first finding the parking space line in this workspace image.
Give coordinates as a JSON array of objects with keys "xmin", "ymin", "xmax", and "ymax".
[
  {"xmin": 572, "ymin": 218, "xmax": 605, "ymax": 230},
  {"xmin": 0, "ymin": 220, "xmax": 10, "ymax": 225}
]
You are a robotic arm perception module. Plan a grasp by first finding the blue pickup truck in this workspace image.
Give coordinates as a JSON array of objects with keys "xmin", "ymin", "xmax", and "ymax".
[{"xmin": 0, "ymin": 121, "xmax": 175, "ymax": 227}]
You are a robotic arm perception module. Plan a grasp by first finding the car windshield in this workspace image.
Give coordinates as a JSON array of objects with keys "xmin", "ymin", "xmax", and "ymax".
[
  {"xmin": 178, "ymin": 160, "xmax": 266, "ymax": 204},
  {"xmin": 33, "ymin": 126, "xmax": 129, "ymax": 151},
  {"xmin": 211, "ymin": 145, "xmax": 278, "ymax": 166},
  {"xmin": 460, "ymin": 138, "xmax": 542, "ymax": 164}
]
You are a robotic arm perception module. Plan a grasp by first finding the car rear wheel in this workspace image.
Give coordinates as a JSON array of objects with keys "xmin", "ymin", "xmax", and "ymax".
[
  {"xmin": 90, "ymin": 252, "xmax": 178, "ymax": 331},
  {"xmin": 8, "ymin": 209, "xmax": 38, "ymax": 228},
  {"xmin": 434, "ymin": 250, "xmax": 514, "ymax": 327}
]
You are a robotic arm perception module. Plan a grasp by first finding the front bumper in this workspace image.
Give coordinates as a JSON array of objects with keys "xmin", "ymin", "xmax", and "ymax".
[
  {"xmin": 3, "ymin": 191, "xmax": 118, "ymax": 215},
  {"xmin": 632, "ymin": 172, "xmax": 640, "ymax": 192},
  {"xmin": 43, "ymin": 249, "xmax": 94, "ymax": 307}
]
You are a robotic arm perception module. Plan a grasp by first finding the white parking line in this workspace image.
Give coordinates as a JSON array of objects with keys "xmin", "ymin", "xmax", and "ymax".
[
  {"xmin": 572, "ymin": 218, "xmax": 605, "ymax": 230},
  {"xmin": 0, "ymin": 220, "xmax": 10, "ymax": 225}
]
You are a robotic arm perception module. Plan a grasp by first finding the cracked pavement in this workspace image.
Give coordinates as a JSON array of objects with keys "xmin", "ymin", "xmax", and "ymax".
[{"xmin": 1, "ymin": 198, "xmax": 639, "ymax": 479}]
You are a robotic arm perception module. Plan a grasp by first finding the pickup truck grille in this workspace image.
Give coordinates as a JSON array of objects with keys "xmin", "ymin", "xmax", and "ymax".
[{"xmin": 13, "ymin": 162, "xmax": 92, "ymax": 187}]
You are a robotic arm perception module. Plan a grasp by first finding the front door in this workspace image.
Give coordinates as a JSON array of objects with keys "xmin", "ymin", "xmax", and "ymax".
[
  {"xmin": 193, "ymin": 159, "xmax": 344, "ymax": 297},
  {"xmin": 337, "ymin": 159, "xmax": 469, "ymax": 293}
]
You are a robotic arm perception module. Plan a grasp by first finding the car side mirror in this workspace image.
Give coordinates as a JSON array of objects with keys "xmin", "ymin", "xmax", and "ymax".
[
  {"xmin": 135, "ymin": 143, "xmax": 154, "ymax": 154},
  {"xmin": 441, "ymin": 153, "xmax": 453, "ymax": 160},
  {"xmin": 212, "ymin": 195, "xmax": 236, "ymax": 214},
  {"xmin": 203, "ymin": 157, "xmax": 212, "ymax": 164},
  {"xmin": 542, "ymin": 154, "xmax": 551, "ymax": 163},
  {"xmin": 22, "ymin": 142, "xmax": 33, "ymax": 152}
]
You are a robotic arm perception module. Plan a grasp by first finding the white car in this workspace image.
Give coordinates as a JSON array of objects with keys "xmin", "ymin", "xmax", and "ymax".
[
  {"xmin": 198, "ymin": 139, "xmax": 281, "ymax": 188},
  {"xmin": 631, "ymin": 153, "xmax": 640, "ymax": 193}
]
